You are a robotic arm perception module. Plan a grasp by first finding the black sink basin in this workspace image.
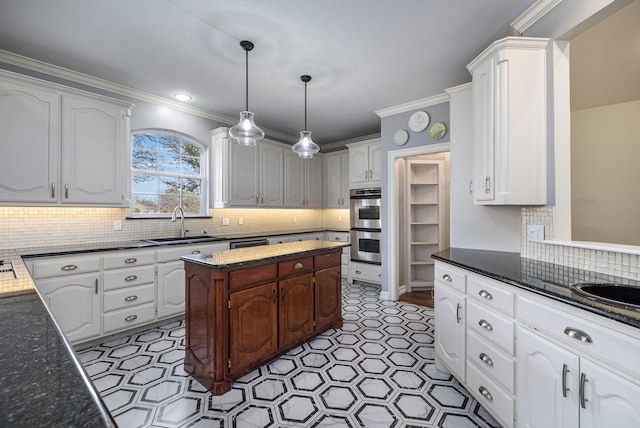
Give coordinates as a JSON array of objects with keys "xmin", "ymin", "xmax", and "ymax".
[
  {"xmin": 143, "ymin": 236, "xmax": 225, "ymax": 244},
  {"xmin": 570, "ymin": 283, "xmax": 640, "ymax": 309}
]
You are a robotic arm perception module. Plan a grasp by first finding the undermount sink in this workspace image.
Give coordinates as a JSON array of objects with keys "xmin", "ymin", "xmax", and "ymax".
[
  {"xmin": 570, "ymin": 282, "xmax": 640, "ymax": 309},
  {"xmin": 143, "ymin": 236, "xmax": 225, "ymax": 244}
]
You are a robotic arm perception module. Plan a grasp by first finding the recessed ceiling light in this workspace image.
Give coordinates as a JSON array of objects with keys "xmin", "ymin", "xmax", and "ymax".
[{"xmin": 174, "ymin": 92, "xmax": 192, "ymax": 102}]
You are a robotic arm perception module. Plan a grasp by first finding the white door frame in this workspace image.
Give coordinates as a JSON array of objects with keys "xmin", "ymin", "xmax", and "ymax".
[{"xmin": 384, "ymin": 142, "xmax": 450, "ymax": 300}]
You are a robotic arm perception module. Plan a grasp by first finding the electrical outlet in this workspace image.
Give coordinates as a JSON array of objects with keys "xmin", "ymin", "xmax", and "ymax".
[
  {"xmin": 293, "ymin": 216, "xmax": 297, "ymax": 223},
  {"xmin": 527, "ymin": 225, "xmax": 544, "ymax": 242},
  {"xmin": 338, "ymin": 216, "xmax": 342, "ymax": 222},
  {"xmin": 222, "ymin": 218, "xmax": 230, "ymax": 226},
  {"xmin": 113, "ymin": 220, "xmax": 122, "ymax": 231},
  {"xmin": 238, "ymin": 217, "xmax": 244, "ymax": 225}
]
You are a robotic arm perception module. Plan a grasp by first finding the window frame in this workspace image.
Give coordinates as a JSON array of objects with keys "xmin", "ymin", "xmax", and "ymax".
[{"xmin": 130, "ymin": 129, "xmax": 208, "ymax": 218}]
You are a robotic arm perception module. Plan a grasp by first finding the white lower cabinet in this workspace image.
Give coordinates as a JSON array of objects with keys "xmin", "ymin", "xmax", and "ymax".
[
  {"xmin": 349, "ymin": 261, "xmax": 381, "ymax": 284},
  {"xmin": 37, "ymin": 272, "xmax": 101, "ymax": 343},
  {"xmin": 157, "ymin": 261, "xmax": 186, "ymax": 318},
  {"xmin": 434, "ymin": 260, "xmax": 640, "ymax": 428}
]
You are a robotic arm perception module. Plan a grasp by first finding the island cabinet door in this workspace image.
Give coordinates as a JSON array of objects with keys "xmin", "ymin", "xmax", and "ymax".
[
  {"xmin": 229, "ymin": 282, "xmax": 278, "ymax": 375},
  {"xmin": 279, "ymin": 273, "xmax": 314, "ymax": 348},
  {"xmin": 315, "ymin": 265, "xmax": 342, "ymax": 331}
]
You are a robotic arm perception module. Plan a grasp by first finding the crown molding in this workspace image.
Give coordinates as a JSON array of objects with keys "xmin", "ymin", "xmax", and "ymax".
[
  {"xmin": 374, "ymin": 92, "xmax": 450, "ymax": 118},
  {"xmin": 0, "ymin": 49, "xmax": 297, "ymax": 143},
  {"xmin": 321, "ymin": 133, "xmax": 382, "ymax": 152},
  {"xmin": 510, "ymin": 0, "xmax": 564, "ymax": 35},
  {"xmin": 445, "ymin": 82, "xmax": 473, "ymax": 95}
]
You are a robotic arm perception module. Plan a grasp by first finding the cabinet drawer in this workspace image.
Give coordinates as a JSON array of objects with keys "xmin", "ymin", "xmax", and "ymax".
[
  {"xmin": 156, "ymin": 243, "xmax": 228, "ymax": 263},
  {"xmin": 103, "ymin": 250, "xmax": 155, "ymax": 270},
  {"xmin": 467, "ymin": 275, "xmax": 515, "ymax": 317},
  {"xmin": 518, "ymin": 295, "xmax": 640, "ymax": 381},
  {"xmin": 466, "ymin": 362, "xmax": 514, "ymax": 428},
  {"xmin": 229, "ymin": 264, "xmax": 277, "ymax": 291},
  {"xmin": 350, "ymin": 262, "xmax": 381, "ymax": 283},
  {"xmin": 326, "ymin": 232, "xmax": 349, "ymax": 243},
  {"xmin": 434, "ymin": 263, "xmax": 466, "ymax": 293},
  {"xmin": 30, "ymin": 255, "xmax": 101, "ymax": 279},
  {"xmin": 314, "ymin": 251, "xmax": 341, "ymax": 270},
  {"xmin": 103, "ymin": 302, "xmax": 156, "ymax": 334},
  {"xmin": 467, "ymin": 330, "xmax": 515, "ymax": 393},
  {"xmin": 103, "ymin": 265, "xmax": 155, "ymax": 291},
  {"xmin": 104, "ymin": 283, "xmax": 155, "ymax": 312},
  {"xmin": 279, "ymin": 256, "xmax": 314, "ymax": 277},
  {"xmin": 467, "ymin": 300, "xmax": 515, "ymax": 354}
]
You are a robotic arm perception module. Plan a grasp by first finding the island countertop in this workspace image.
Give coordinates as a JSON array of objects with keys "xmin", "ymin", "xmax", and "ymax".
[{"xmin": 181, "ymin": 240, "xmax": 350, "ymax": 268}]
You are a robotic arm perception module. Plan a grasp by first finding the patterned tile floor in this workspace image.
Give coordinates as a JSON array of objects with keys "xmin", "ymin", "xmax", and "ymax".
[{"xmin": 78, "ymin": 282, "xmax": 500, "ymax": 427}]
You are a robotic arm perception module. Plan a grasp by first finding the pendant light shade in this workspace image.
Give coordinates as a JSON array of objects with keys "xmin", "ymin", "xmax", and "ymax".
[
  {"xmin": 229, "ymin": 40, "xmax": 265, "ymax": 146},
  {"xmin": 292, "ymin": 75, "xmax": 320, "ymax": 158}
]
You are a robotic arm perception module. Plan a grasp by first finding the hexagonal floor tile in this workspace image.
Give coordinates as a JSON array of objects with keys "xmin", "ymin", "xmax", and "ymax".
[
  {"xmin": 428, "ymin": 384, "xmax": 470, "ymax": 409},
  {"xmin": 185, "ymin": 415, "xmax": 225, "ymax": 428},
  {"xmin": 266, "ymin": 357, "xmax": 297, "ymax": 376},
  {"xmin": 312, "ymin": 414, "xmax": 355, "ymax": 427},
  {"xmin": 208, "ymin": 387, "xmax": 246, "ymax": 413},
  {"xmin": 113, "ymin": 405, "xmax": 153, "ymax": 427},
  {"xmin": 117, "ymin": 354, "xmax": 154, "ymax": 371},
  {"xmin": 155, "ymin": 396, "xmax": 202, "ymax": 425},
  {"xmin": 92, "ymin": 373, "xmax": 125, "ymax": 393},
  {"xmin": 102, "ymin": 388, "xmax": 137, "ymax": 412},
  {"xmin": 232, "ymin": 404, "xmax": 275, "ymax": 427},
  {"xmin": 301, "ymin": 352, "xmax": 332, "ymax": 369},
  {"xmin": 140, "ymin": 379, "xmax": 182, "ymax": 404},
  {"xmin": 319, "ymin": 385, "xmax": 357, "ymax": 411},
  {"xmin": 278, "ymin": 395, "xmax": 319, "ymax": 424},
  {"xmin": 384, "ymin": 337, "xmax": 412, "ymax": 350},
  {"xmin": 393, "ymin": 393, "xmax": 436, "ymax": 422},
  {"xmin": 327, "ymin": 364, "xmax": 360, "ymax": 383},
  {"xmin": 389, "ymin": 369, "xmax": 427, "ymax": 390},
  {"xmin": 437, "ymin": 412, "xmax": 485, "ymax": 427},
  {"xmin": 158, "ymin": 349, "xmax": 183, "ymax": 365},
  {"xmin": 145, "ymin": 339, "xmax": 177, "ymax": 353},
  {"xmin": 308, "ymin": 337, "xmax": 334, "ymax": 351},
  {"xmin": 252, "ymin": 378, "xmax": 288, "ymax": 401},
  {"xmin": 388, "ymin": 351, "xmax": 418, "ymax": 368},
  {"xmin": 135, "ymin": 331, "xmax": 164, "ymax": 343},
  {"xmin": 353, "ymin": 403, "xmax": 398, "ymax": 428},
  {"xmin": 383, "ymin": 325, "xmax": 408, "ymax": 336},
  {"xmin": 107, "ymin": 344, "xmax": 142, "ymax": 359},
  {"xmin": 358, "ymin": 357, "xmax": 390, "ymax": 375},
  {"xmin": 331, "ymin": 347, "xmax": 360, "ymax": 363},
  {"xmin": 84, "ymin": 360, "xmax": 113, "ymax": 377},
  {"xmin": 410, "ymin": 332, "xmax": 434, "ymax": 344},
  {"xmin": 128, "ymin": 366, "xmax": 167, "ymax": 386},
  {"xmin": 360, "ymin": 329, "xmax": 385, "ymax": 341},
  {"xmin": 77, "ymin": 349, "xmax": 105, "ymax": 364},
  {"xmin": 356, "ymin": 377, "xmax": 394, "ymax": 400},
  {"xmin": 291, "ymin": 371, "xmax": 326, "ymax": 392}
]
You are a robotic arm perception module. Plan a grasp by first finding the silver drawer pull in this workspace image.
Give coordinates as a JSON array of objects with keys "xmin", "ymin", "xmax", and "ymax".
[
  {"xmin": 355, "ymin": 270, "xmax": 362, "ymax": 274},
  {"xmin": 124, "ymin": 275, "xmax": 137, "ymax": 282},
  {"xmin": 294, "ymin": 262, "xmax": 304, "ymax": 269},
  {"xmin": 61, "ymin": 264, "xmax": 78, "ymax": 271},
  {"xmin": 335, "ymin": 237, "xmax": 340, "ymax": 240},
  {"xmin": 579, "ymin": 373, "xmax": 588, "ymax": 409},
  {"xmin": 456, "ymin": 303, "xmax": 462, "ymax": 323},
  {"xmin": 564, "ymin": 327, "xmax": 593, "ymax": 343},
  {"xmin": 478, "ymin": 319, "xmax": 493, "ymax": 331},
  {"xmin": 478, "ymin": 289, "xmax": 493, "ymax": 300},
  {"xmin": 124, "ymin": 314, "xmax": 138, "ymax": 322},
  {"xmin": 442, "ymin": 274, "xmax": 452, "ymax": 282},
  {"xmin": 479, "ymin": 352, "xmax": 494, "ymax": 367},
  {"xmin": 124, "ymin": 295, "xmax": 138, "ymax": 302},
  {"xmin": 124, "ymin": 258, "xmax": 137, "ymax": 264},
  {"xmin": 562, "ymin": 364, "xmax": 570, "ymax": 398},
  {"xmin": 479, "ymin": 386, "xmax": 493, "ymax": 401},
  {"xmin": 191, "ymin": 250, "xmax": 201, "ymax": 254}
]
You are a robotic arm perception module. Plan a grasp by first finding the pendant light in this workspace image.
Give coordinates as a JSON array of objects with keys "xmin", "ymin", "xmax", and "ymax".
[
  {"xmin": 229, "ymin": 40, "xmax": 265, "ymax": 146},
  {"xmin": 292, "ymin": 75, "xmax": 320, "ymax": 158}
]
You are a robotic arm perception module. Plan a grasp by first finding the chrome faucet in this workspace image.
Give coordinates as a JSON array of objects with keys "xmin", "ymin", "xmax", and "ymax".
[{"xmin": 171, "ymin": 206, "xmax": 190, "ymax": 237}]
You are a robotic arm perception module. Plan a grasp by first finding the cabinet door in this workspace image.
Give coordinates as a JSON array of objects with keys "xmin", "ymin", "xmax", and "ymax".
[
  {"xmin": 37, "ymin": 273, "xmax": 101, "ymax": 343},
  {"xmin": 516, "ymin": 326, "xmax": 580, "ymax": 428},
  {"xmin": 0, "ymin": 76, "xmax": 60, "ymax": 203},
  {"xmin": 315, "ymin": 266, "xmax": 342, "ymax": 331},
  {"xmin": 229, "ymin": 143, "xmax": 258, "ymax": 206},
  {"xmin": 279, "ymin": 273, "xmax": 314, "ymax": 348},
  {"xmin": 260, "ymin": 142, "xmax": 284, "ymax": 206},
  {"xmin": 580, "ymin": 359, "xmax": 640, "ymax": 428},
  {"xmin": 61, "ymin": 94, "xmax": 128, "ymax": 205},
  {"xmin": 230, "ymin": 282, "xmax": 278, "ymax": 375},
  {"xmin": 324, "ymin": 153, "xmax": 342, "ymax": 208},
  {"xmin": 368, "ymin": 144, "xmax": 382, "ymax": 183},
  {"xmin": 304, "ymin": 156, "xmax": 323, "ymax": 207},
  {"xmin": 434, "ymin": 283, "xmax": 466, "ymax": 380},
  {"xmin": 349, "ymin": 145, "xmax": 369, "ymax": 185},
  {"xmin": 340, "ymin": 152, "xmax": 349, "ymax": 205},
  {"xmin": 284, "ymin": 150, "xmax": 305, "ymax": 207},
  {"xmin": 471, "ymin": 56, "xmax": 495, "ymax": 202},
  {"xmin": 157, "ymin": 261, "xmax": 186, "ymax": 318}
]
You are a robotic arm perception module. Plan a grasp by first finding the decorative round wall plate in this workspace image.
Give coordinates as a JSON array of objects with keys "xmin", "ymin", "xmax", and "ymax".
[
  {"xmin": 408, "ymin": 111, "xmax": 430, "ymax": 133},
  {"xmin": 428, "ymin": 122, "xmax": 447, "ymax": 140},
  {"xmin": 393, "ymin": 129, "xmax": 409, "ymax": 146}
]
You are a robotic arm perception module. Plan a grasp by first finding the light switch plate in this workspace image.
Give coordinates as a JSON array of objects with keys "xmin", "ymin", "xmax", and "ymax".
[{"xmin": 527, "ymin": 225, "xmax": 544, "ymax": 242}]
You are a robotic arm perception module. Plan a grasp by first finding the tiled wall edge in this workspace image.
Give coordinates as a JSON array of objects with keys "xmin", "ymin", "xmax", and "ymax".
[{"xmin": 522, "ymin": 207, "xmax": 640, "ymax": 280}]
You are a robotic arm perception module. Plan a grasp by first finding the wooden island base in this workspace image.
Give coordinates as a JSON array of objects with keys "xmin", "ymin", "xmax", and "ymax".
[{"xmin": 181, "ymin": 241, "xmax": 347, "ymax": 395}]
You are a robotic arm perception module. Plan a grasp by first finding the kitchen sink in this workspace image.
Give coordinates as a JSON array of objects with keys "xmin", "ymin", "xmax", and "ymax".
[
  {"xmin": 570, "ymin": 282, "xmax": 640, "ymax": 309},
  {"xmin": 142, "ymin": 236, "xmax": 225, "ymax": 244}
]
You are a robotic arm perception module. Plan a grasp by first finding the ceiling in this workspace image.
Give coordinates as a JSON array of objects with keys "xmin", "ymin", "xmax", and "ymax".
[{"xmin": 0, "ymin": 0, "xmax": 537, "ymax": 146}]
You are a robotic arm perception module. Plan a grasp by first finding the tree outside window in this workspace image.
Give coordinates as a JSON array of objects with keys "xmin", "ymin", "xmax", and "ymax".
[{"xmin": 131, "ymin": 132, "xmax": 205, "ymax": 216}]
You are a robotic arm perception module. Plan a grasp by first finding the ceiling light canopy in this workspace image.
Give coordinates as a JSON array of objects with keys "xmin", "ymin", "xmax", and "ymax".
[
  {"xmin": 229, "ymin": 40, "xmax": 265, "ymax": 146},
  {"xmin": 291, "ymin": 75, "xmax": 320, "ymax": 159},
  {"xmin": 173, "ymin": 92, "xmax": 192, "ymax": 102}
]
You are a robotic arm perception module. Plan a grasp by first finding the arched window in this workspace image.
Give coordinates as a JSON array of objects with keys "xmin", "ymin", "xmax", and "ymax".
[{"xmin": 131, "ymin": 131, "xmax": 206, "ymax": 216}]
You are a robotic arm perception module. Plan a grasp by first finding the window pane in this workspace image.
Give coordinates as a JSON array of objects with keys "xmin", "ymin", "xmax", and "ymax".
[
  {"xmin": 133, "ymin": 194, "xmax": 159, "ymax": 213},
  {"xmin": 132, "ymin": 134, "xmax": 158, "ymax": 150},
  {"xmin": 158, "ymin": 152, "xmax": 179, "ymax": 173},
  {"xmin": 133, "ymin": 174, "xmax": 158, "ymax": 194},
  {"xmin": 159, "ymin": 176, "xmax": 181, "ymax": 195},
  {"xmin": 182, "ymin": 156, "xmax": 200, "ymax": 175},
  {"xmin": 183, "ymin": 142, "xmax": 200, "ymax": 157},
  {"xmin": 158, "ymin": 135, "xmax": 181, "ymax": 153},
  {"xmin": 182, "ymin": 196, "xmax": 201, "ymax": 214},
  {"xmin": 182, "ymin": 178, "xmax": 201, "ymax": 196},
  {"xmin": 159, "ymin": 195, "xmax": 180, "ymax": 213}
]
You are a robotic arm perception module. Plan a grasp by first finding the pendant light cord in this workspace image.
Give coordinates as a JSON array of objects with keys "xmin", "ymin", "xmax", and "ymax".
[
  {"xmin": 304, "ymin": 80, "xmax": 308, "ymax": 131},
  {"xmin": 245, "ymin": 48, "xmax": 249, "ymax": 111}
]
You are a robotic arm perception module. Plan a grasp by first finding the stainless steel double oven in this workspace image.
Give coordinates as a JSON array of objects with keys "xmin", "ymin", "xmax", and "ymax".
[{"xmin": 350, "ymin": 188, "xmax": 381, "ymax": 264}]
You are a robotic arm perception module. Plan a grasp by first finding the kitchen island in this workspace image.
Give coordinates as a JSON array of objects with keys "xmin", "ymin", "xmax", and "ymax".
[{"xmin": 181, "ymin": 240, "xmax": 348, "ymax": 395}]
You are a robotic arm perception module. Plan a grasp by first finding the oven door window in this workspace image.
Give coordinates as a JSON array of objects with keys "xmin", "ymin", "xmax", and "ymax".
[
  {"xmin": 358, "ymin": 206, "xmax": 380, "ymax": 221},
  {"xmin": 358, "ymin": 238, "xmax": 380, "ymax": 254}
]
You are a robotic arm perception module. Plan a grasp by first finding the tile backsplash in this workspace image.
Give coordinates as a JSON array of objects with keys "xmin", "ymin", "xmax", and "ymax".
[
  {"xmin": 0, "ymin": 207, "xmax": 349, "ymax": 251},
  {"xmin": 522, "ymin": 207, "xmax": 640, "ymax": 280}
]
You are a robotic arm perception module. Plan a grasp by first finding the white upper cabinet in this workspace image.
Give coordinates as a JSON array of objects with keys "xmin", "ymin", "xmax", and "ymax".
[
  {"xmin": 467, "ymin": 37, "xmax": 548, "ymax": 205},
  {"xmin": 284, "ymin": 151, "xmax": 322, "ymax": 208},
  {"xmin": 211, "ymin": 127, "xmax": 286, "ymax": 208},
  {"xmin": 0, "ymin": 70, "xmax": 132, "ymax": 206},
  {"xmin": 0, "ymin": 71, "xmax": 132, "ymax": 206},
  {"xmin": 323, "ymin": 151, "xmax": 349, "ymax": 208},
  {"xmin": 347, "ymin": 138, "xmax": 382, "ymax": 189}
]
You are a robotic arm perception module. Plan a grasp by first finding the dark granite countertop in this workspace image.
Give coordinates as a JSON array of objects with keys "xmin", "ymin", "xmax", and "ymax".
[
  {"xmin": 432, "ymin": 248, "xmax": 640, "ymax": 329},
  {"xmin": 182, "ymin": 240, "xmax": 350, "ymax": 268},
  {"xmin": 0, "ymin": 292, "xmax": 115, "ymax": 427}
]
